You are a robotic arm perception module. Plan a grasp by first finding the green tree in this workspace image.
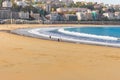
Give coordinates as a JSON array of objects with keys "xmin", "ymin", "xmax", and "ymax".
[
  {"xmin": 12, "ymin": 3, "xmax": 22, "ymax": 12},
  {"xmin": 21, "ymin": 5, "xmax": 38, "ymax": 13}
]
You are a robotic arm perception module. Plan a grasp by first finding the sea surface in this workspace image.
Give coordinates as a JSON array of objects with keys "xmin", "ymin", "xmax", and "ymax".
[{"xmin": 64, "ymin": 27, "xmax": 120, "ymax": 38}]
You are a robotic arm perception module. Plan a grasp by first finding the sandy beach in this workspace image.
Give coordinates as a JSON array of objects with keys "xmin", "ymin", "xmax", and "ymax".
[{"xmin": 1, "ymin": 24, "xmax": 120, "ymax": 80}]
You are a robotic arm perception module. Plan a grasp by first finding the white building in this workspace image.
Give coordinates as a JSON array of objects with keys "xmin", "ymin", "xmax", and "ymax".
[
  {"xmin": 14, "ymin": 0, "xmax": 27, "ymax": 7},
  {"xmin": 57, "ymin": 8, "xmax": 88, "ymax": 13},
  {"xmin": 17, "ymin": 1, "xmax": 27, "ymax": 7},
  {"xmin": 0, "ymin": 9, "xmax": 11, "ymax": 19},
  {"xmin": 60, "ymin": 0, "xmax": 73, "ymax": 6},
  {"xmin": 2, "ymin": 0, "xmax": 12, "ymax": 8},
  {"xmin": 19, "ymin": 11, "xmax": 29, "ymax": 19},
  {"xmin": 76, "ymin": 11, "xmax": 94, "ymax": 21},
  {"xmin": 103, "ymin": 12, "xmax": 115, "ymax": 20},
  {"xmin": 60, "ymin": 0, "xmax": 73, "ymax": 3},
  {"xmin": 34, "ymin": 0, "xmax": 59, "ymax": 3},
  {"xmin": 45, "ymin": 4, "xmax": 51, "ymax": 13},
  {"xmin": 33, "ymin": 13, "xmax": 40, "ymax": 20},
  {"xmin": 47, "ymin": 13, "xmax": 64, "ymax": 21},
  {"xmin": 115, "ymin": 12, "xmax": 120, "ymax": 20},
  {"xmin": 48, "ymin": 13, "xmax": 59, "ymax": 21},
  {"xmin": 76, "ymin": 12, "xmax": 85, "ymax": 20},
  {"xmin": 86, "ymin": 13, "xmax": 93, "ymax": 20}
]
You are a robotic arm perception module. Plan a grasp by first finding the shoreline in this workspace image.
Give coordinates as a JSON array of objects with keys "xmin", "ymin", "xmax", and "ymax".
[
  {"xmin": 1, "ymin": 24, "xmax": 120, "ymax": 80},
  {"xmin": 11, "ymin": 25, "xmax": 120, "ymax": 48}
]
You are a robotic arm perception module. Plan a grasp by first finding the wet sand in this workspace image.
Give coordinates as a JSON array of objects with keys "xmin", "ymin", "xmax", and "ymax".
[{"xmin": 0, "ymin": 24, "xmax": 120, "ymax": 80}]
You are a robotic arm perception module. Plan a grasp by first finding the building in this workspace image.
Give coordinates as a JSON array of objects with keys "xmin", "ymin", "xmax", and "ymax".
[
  {"xmin": 76, "ymin": 10, "xmax": 99, "ymax": 21},
  {"xmin": 114, "ymin": 12, "xmax": 120, "ymax": 20},
  {"xmin": 12, "ymin": 12, "xmax": 19, "ymax": 19},
  {"xmin": 2, "ymin": 0, "xmax": 12, "ymax": 8},
  {"xmin": 33, "ymin": 13, "xmax": 40, "ymax": 20},
  {"xmin": 65, "ymin": 14, "xmax": 77, "ymax": 21},
  {"xmin": 76, "ymin": 12, "xmax": 87, "ymax": 20},
  {"xmin": 16, "ymin": 1, "xmax": 27, "ymax": 7},
  {"xmin": 94, "ymin": 4, "xmax": 102, "ymax": 9},
  {"xmin": 92, "ymin": 11, "xmax": 99, "ymax": 20},
  {"xmin": 14, "ymin": 0, "xmax": 27, "ymax": 7},
  {"xmin": 60, "ymin": 0, "xmax": 73, "ymax": 6},
  {"xmin": 86, "ymin": 13, "xmax": 93, "ymax": 20},
  {"xmin": 103, "ymin": 12, "xmax": 115, "ymax": 20},
  {"xmin": 19, "ymin": 11, "xmax": 29, "ymax": 19},
  {"xmin": 56, "ymin": 8, "xmax": 88, "ymax": 13},
  {"xmin": 47, "ymin": 12, "xmax": 64, "ymax": 21},
  {"xmin": 34, "ymin": 0, "xmax": 59, "ymax": 3},
  {"xmin": 45, "ymin": 3, "xmax": 51, "ymax": 13},
  {"xmin": 76, "ymin": 11, "xmax": 93, "ymax": 21},
  {"xmin": 0, "ymin": 9, "xmax": 11, "ymax": 19},
  {"xmin": 60, "ymin": 0, "xmax": 73, "ymax": 3},
  {"xmin": 0, "ymin": 9, "xmax": 19, "ymax": 19}
]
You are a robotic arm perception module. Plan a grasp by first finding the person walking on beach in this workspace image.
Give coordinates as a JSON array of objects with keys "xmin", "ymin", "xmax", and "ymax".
[
  {"xmin": 49, "ymin": 36, "xmax": 51, "ymax": 39},
  {"xmin": 58, "ymin": 38, "xmax": 60, "ymax": 42}
]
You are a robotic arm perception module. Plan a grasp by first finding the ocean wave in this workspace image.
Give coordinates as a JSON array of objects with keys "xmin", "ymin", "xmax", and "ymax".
[
  {"xmin": 28, "ymin": 28, "xmax": 60, "ymax": 39},
  {"xmin": 28, "ymin": 28, "xmax": 49, "ymax": 37},
  {"xmin": 58, "ymin": 28, "xmax": 118, "ymax": 41}
]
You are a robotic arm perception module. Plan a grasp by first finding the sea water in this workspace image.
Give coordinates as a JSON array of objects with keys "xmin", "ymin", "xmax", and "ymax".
[{"xmin": 64, "ymin": 27, "xmax": 120, "ymax": 39}]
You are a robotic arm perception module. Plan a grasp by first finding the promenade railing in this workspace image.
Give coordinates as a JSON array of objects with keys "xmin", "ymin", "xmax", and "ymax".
[{"xmin": 1, "ymin": 20, "xmax": 120, "ymax": 25}]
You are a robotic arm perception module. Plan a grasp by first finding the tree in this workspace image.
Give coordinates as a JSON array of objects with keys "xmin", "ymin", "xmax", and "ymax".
[
  {"xmin": 12, "ymin": 3, "xmax": 22, "ymax": 12},
  {"xmin": 21, "ymin": 5, "xmax": 38, "ymax": 13}
]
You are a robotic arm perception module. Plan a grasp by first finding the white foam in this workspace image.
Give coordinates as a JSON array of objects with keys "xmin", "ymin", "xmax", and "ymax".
[
  {"xmin": 28, "ymin": 28, "xmax": 60, "ymax": 39},
  {"xmin": 61, "ymin": 37, "xmax": 120, "ymax": 47},
  {"xmin": 28, "ymin": 28, "xmax": 49, "ymax": 37},
  {"xmin": 58, "ymin": 28, "xmax": 118, "ymax": 40}
]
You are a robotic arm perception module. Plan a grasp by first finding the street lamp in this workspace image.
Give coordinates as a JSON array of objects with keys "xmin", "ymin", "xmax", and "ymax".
[{"xmin": 11, "ymin": 11, "xmax": 12, "ymax": 24}]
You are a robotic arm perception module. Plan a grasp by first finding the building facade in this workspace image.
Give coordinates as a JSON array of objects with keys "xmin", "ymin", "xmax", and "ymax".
[
  {"xmin": 2, "ymin": 0, "xmax": 12, "ymax": 8},
  {"xmin": 19, "ymin": 11, "xmax": 29, "ymax": 19},
  {"xmin": 0, "ymin": 9, "xmax": 11, "ymax": 19},
  {"xmin": 103, "ymin": 12, "xmax": 115, "ymax": 20}
]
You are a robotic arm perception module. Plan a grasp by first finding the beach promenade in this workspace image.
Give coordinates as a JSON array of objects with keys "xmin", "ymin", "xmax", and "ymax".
[{"xmin": 0, "ymin": 24, "xmax": 120, "ymax": 80}]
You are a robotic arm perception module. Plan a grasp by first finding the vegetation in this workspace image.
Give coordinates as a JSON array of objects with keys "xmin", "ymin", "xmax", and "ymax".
[
  {"xmin": 69, "ymin": 2, "xmax": 95, "ymax": 10},
  {"xmin": 12, "ymin": 4, "xmax": 38, "ymax": 13}
]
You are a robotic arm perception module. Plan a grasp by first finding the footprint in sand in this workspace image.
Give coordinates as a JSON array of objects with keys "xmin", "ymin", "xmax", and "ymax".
[{"xmin": 13, "ymin": 48, "xmax": 23, "ymax": 50}]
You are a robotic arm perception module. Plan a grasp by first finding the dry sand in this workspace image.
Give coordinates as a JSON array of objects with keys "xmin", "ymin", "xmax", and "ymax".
[{"xmin": 0, "ymin": 24, "xmax": 120, "ymax": 80}]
